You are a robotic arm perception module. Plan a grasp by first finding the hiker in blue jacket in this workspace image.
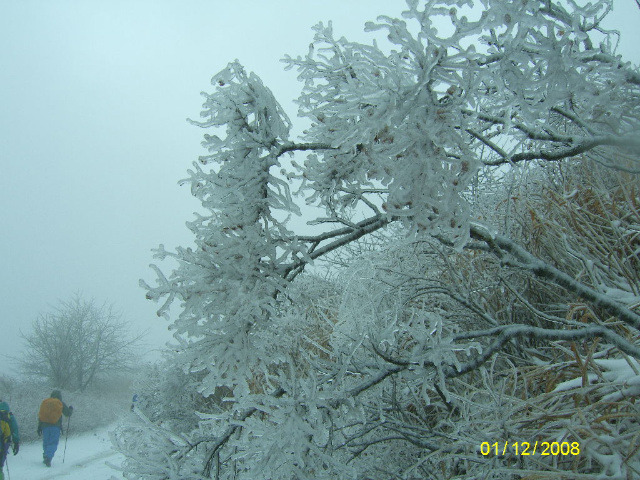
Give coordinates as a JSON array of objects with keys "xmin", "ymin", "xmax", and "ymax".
[
  {"xmin": 0, "ymin": 398, "xmax": 20, "ymax": 480},
  {"xmin": 38, "ymin": 390, "xmax": 73, "ymax": 467}
]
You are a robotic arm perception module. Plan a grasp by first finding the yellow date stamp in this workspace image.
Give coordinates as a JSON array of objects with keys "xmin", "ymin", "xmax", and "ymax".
[{"xmin": 480, "ymin": 441, "xmax": 580, "ymax": 457}]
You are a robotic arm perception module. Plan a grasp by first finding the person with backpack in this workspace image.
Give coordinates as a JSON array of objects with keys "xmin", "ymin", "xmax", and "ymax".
[
  {"xmin": 37, "ymin": 390, "xmax": 73, "ymax": 467},
  {"xmin": 0, "ymin": 399, "xmax": 20, "ymax": 480}
]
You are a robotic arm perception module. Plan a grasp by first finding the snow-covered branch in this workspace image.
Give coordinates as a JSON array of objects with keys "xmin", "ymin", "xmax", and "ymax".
[
  {"xmin": 483, "ymin": 135, "xmax": 640, "ymax": 166},
  {"xmin": 451, "ymin": 324, "xmax": 640, "ymax": 374},
  {"xmin": 470, "ymin": 223, "xmax": 640, "ymax": 331},
  {"xmin": 275, "ymin": 141, "xmax": 335, "ymax": 157},
  {"xmin": 284, "ymin": 215, "xmax": 389, "ymax": 280}
]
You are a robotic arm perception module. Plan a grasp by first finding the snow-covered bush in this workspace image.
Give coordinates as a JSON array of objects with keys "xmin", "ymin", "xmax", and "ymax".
[{"xmin": 119, "ymin": 0, "xmax": 639, "ymax": 478}]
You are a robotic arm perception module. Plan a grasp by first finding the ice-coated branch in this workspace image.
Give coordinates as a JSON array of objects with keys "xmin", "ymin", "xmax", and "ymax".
[
  {"xmin": 452, "ymin": 324, "xmax": 640, "ymax": 373},
  {"xmin": 202, "ymin": 387, "xmax": 286, "ymax": 478},
  {"xmin": 470, "ymin": 223, "xmax": 640, "ymax": 330},
  {"xmin": 275, "ymin": 141, "xmax": 335, "ymax": 157},
  {"xmin": 281, "ymin": 214, "xmax": 390, "ymax": 281},
  {"xmin": 465, "ymin": 108, "xmax": 640, "ymax": 166},
  {"xmin": 483, "ymin": 136, "xmax": 640, "ymax": 166},
  {"xmin": 295, "ymin": 214, "xmax": 386, "ymax": 244},
  {"xmin": 550, "ymin": 106, "xmax": 598, "ymax": 136},
  {"xmin": 580, "ymin": 52, "xmax": 640, "ymax": 86},
  {"xmin": 370, "ymin": 323, "xmax": 640, "ymax": 379},
  {"xmin": 466, "ymin": 128, "xmax": 508, "ymax": 159}
]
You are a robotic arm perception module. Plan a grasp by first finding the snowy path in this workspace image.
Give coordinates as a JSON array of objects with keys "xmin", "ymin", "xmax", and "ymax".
[{"xmin": 3, "ymin": 425, "xmax": 125, "ymax": 480}]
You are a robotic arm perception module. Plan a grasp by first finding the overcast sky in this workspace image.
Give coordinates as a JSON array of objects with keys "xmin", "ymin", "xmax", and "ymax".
[{"xmin": 1, "ymin": 1, "xmax": 638, "ymax": 373}]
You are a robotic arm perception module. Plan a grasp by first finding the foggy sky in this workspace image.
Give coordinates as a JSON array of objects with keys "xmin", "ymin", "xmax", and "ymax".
[{"xmin": 1, "ymin": 1, "xmax": 638, "ymax": 374}]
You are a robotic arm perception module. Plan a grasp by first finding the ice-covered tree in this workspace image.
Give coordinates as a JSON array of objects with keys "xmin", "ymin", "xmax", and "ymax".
[{"xmin": 122, "ymin": 1, "xmax": 640, "ymax": 478}]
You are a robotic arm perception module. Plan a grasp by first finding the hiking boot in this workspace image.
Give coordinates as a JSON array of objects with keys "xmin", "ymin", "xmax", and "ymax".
[{"xmin": 44, "ymin": 456, "xmax": 52, "ymax": 467}]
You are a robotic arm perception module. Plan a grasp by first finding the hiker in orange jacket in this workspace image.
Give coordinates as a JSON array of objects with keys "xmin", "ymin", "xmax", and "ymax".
[{"xmin": 37, "ymin": 390, "xmax": 73, "ymax": 467}]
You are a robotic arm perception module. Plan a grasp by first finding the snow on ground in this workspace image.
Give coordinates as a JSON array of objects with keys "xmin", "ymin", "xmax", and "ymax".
[{"xmin": 3, "ymin": 425, "xmax": 125, "ymax": 480}]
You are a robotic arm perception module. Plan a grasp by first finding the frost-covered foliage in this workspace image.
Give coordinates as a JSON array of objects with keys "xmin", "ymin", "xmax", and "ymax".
[
  {"xmin": 140, "ymin": 61, "xmax": 313, "ymax": 398},
  {"xmin": 121, "ymin": 1, "xmax": 640, "ymax": 479},
  {"xmin": 285, "ymin": 0, "xmax": 639, "ymax": 246}
]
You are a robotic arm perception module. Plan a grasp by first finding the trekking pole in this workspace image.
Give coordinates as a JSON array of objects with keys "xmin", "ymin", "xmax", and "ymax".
[
  {"xmin": 5, "ymin": 452, "xmax": 10, "ymax": 480},
  {"xmin": 62, "ymin": 415, "xmax": 71, "ymax": 463}
]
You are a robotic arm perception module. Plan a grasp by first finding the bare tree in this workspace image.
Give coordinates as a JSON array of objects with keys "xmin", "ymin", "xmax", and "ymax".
[{"xmin": 20, "ymin": 295, "xmax": 140, "ymax": 391}]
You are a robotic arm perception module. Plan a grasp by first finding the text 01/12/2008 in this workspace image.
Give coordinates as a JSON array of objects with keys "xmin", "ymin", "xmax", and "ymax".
[{"xmin": 480, "ymin": 441, "xmax": 580, "ymax": 457}]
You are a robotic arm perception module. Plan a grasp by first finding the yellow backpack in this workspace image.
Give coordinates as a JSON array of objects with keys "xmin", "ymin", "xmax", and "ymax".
[
  {"xmin": 39, "ymin": 398, "xmax": 63, "ymax": 424},
  {"xmin": 0, "ymin": 409, "xmax": 11, "ymax": 444}
]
